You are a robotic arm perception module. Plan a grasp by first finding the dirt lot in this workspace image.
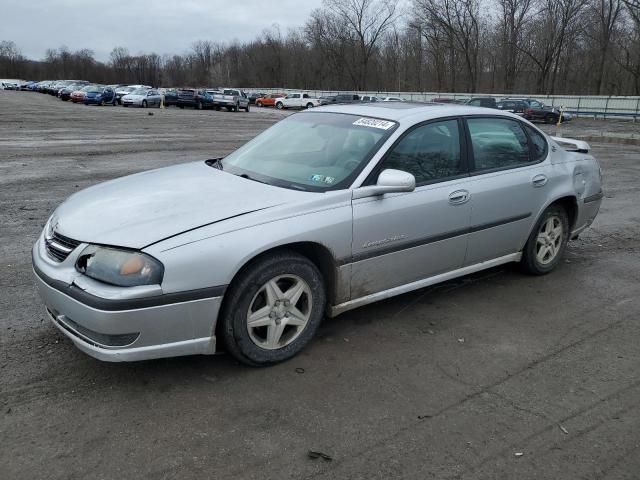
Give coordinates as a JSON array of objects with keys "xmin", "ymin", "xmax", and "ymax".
[{"xmin": 1, "ymin": 91, "xmax": 639, "ymax": 480}]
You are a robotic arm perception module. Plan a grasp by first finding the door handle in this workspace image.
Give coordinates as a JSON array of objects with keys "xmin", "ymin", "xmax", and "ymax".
[
  {"xmin": 448, "ymin": 190, "xmax": 470, "ymax": 205},
  {"xmin": 532, "ymin": 174, "xmax": 548, "ymax": 187}
]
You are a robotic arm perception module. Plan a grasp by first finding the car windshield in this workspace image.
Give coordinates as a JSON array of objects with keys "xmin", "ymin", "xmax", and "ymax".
[
  {"xmin": 131, "ymin": 88, "xmax": 149, "ymax": 95},
  {"xmin": 221, "ymin": 112, "xmax": 397, "ymax": 191},
  {"xmin": 86, "ymin": 87, "xmax": 102, "ymax": 93}
]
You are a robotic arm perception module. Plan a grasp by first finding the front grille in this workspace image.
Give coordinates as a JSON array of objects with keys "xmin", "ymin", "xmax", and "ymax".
[{"xmin": 45, "ymin": 231, "xmax": 81, "ymax": 262}]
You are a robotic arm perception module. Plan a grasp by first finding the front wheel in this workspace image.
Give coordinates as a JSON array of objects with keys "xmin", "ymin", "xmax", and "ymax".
[
  {"xmin": 142, "ymin": 100, "xmax": 148, "ymax": 108},
  {"xmin": 276, "ymin": 102, "xmax": 284, "ymax": 110},
  {"xmin": 219, "ymin": 250, "xmax": 326, "ymax": 366},
  {"xmin": 196, "ymin": 101, "xmax": 203, "ymax": 110},
  {"xmin": 245, "ymin": 104, "xmax": 250, "ymax": 112},
  {"xmin": 545, "ymin": 114, "xmax": 556, "ymax": 124},
  {"xmin": 521, "ymin": 205, "xmax": 569, "ymax": 275}
]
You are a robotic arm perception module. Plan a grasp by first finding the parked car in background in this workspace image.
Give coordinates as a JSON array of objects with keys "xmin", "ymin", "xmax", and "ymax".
[
  {"xmin": 59, "ymin": 83, "xmax": 86, "ymax": 101},
  {"xmin": 210, "ymin": 88, "xmax": 250, "ymax": 112},
  {"xmin": 248, "ymin": 92, "xmax": 266, "ymax": 104},
  {"xmin": 83, "ymin": 86, "xmax": 116, "ymax": 106},
  {"xmin": 115, "ymin": 86, "xmax": 136, "ymax": 104},
  {"xmin": 256, "ymin": 93, "xmax": 286, "ymax": 107},
  {"xmin": 19, "ymin": 81, "xmax": 36, "ymax": 90},
  {"xmin": 70, "ymin": 85, "xmax": 93, "ymax": 103},
  {"xmin": 162, "ymin": 88, "xmax": 179, "ymax": 106},
  {"xmin": 122, "ymin": 88, "xmax": 161, "ymax": 108},
  {"xmin": 503, "ymin": 98, "xmax": 572, "ymax": 123},
  {"xmin": 431, "ymin": 97, "xmax": 457, "ymax": 104},
  {"xmin": 1, "ymin": 81, "xmax": 19, "ymax": 90},
  {"xmin": 32, "ymin": 103, "xmax": 602, "ymax": 366},
  {"xmin": 496, "ymin": 99, "xmax": 527, "ymax": 115},
  {"xmin": 274, "ymin": 92, "xmax": 320, "ymax": 110},
  {"xmin": 466, "ymin": 97, "xmax": 497, "ymax": 108},
  {"xmin": 361, "ymin": 95, "xmax": 379, "ymax": 102},
  {"xmin": 379, "ymin": 96, "xmax": 405, "ymax": 102},
  {"xmin": 177, "ymin": 89, "xmax": 215, "ymax": 109},
  {"xmin": 318, "ymin": 95, "xmax": 336, "ymax": 105}
]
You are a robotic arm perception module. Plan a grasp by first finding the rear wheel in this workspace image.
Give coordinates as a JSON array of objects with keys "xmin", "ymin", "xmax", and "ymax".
[
  {"xmin": 99, "ymin": 99, "xmax": 105, "ymax": 106},
  {"xmin": 521, "ymin": 205, "xmax": 569, "ymax": 275},
  {"xmin": 306, "ymin": 102, "xmax": 314, "ymax": 109},
  {"xmin": 545, "ymin": 114, "xmax": 556, "ymax": 124},
  {"xmin": 245, "ymin": 103, "xmax": 250, "ymax": 112},
  {"xmin": 220, "ymin": 250, "xmax": 326, "ymax": 366}
]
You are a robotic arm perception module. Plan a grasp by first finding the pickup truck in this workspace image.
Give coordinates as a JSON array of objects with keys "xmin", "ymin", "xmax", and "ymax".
[
  {"xmin": 177, "ymin": 89, "xmax": 214, "ymax": 109},
  {"xmin": 274, "ymin": 92, "xmax": 321, "ymax": 110},
  {"xmin": 209, "ymin": 88, "xmax": 250, "ymax": 112}
]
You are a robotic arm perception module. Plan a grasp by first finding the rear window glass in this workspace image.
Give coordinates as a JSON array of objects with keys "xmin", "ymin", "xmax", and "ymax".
[
  {"xmin": 468, "ymin": 118, "xmax": 531, "ymax": 171},
  {"xmin": 526, "ymin": 125, "xmax": 548, "ymax": 161}
]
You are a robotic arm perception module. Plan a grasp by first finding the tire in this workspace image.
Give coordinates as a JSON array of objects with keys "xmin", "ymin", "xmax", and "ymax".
[
  {"xmin": 245, "ymin": 104, "xmax": 250, "ymax": 112},
  {"xmin": 219, "ymin": 250, "xmax": 326, "ymax": 366},
  {"xmin": 233, "ymin": 103, "xmax": 239, "ymax": 112},
  {"xmin": 99, "ymin": 99, "xmax": 105, "ymax": 106},
  {"xmin": 196, "ymin": 101, "xmax": 203, "ymax": 110},
  {"xmin": 256, "ymin": 101, "xmax": 262, "ymax": 107},
  {"xmin": 545, "ymin": 114, "xmax": 556, "ymax": 124},
  {"xmin": 142, "ymin": 100, "xmax": 148, "ymax": 108},
  {"xmin": 521, "ymin": 204, "xmax": 569, "ymax": 275},
  {"xmin": 306, "ymin": 102, "xmax": 314, "ymax": 109},
  {"xmin": 276, "ymin": 102, "xmax": 284, "ymax": 110}
]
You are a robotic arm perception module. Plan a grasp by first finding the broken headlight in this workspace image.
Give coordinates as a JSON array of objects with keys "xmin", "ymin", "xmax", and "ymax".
[{"xmin": 76, "ymin": 246, "xmax": 164, "ymax": 287}]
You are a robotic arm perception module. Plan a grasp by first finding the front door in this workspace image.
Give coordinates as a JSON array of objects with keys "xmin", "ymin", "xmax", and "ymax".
[{"xmin": 350, "ymin": 118, "xmax": 473, "ymax": 298}]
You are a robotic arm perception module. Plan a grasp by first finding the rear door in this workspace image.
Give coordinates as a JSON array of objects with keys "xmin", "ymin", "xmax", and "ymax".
[
  {"xmin": 462, "ymin": 116, "xmax": 551, "ymax": 264},
  {"xmin": 350, "ymin": 118, "xmax": 473, "ymax": 298}
]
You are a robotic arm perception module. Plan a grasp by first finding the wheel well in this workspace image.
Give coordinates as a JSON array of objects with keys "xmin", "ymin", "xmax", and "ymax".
[
  {"xmin": 549, "ymin": 196, "xmax": 578, "ymax": 230},
  {"xmin": 222, "ymin": 242, "xmax": 338, "ymax": 310}
]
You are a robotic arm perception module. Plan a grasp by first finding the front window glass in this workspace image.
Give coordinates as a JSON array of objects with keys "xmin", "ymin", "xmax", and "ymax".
[
  {"xmin": 380, "ymin": 119, "xmax": 463, "ymax": 184},
  {"xmin": 525, "ymin": 125, "xmax": 548, "ymax": 161},
  {"xmin": 468, "ymin": 118, "xmax": 530, "ymax": 170},
  {"xmin": 221, "ymin": 112, "xmax": 397, "ymax": 191}
]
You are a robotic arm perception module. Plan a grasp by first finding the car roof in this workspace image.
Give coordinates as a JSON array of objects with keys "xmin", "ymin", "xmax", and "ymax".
[{"xmin": 309, "ymin": 102, "xmax": 516, "ymax": 123}]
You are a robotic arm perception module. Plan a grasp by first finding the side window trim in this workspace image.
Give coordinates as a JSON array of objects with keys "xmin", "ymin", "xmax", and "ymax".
[
  {"xmin": 462, "ymin": 115, "xmax": 546, "ymax": 176},
  {"xmin": 363, "ymin": 116, "xmax": 470, "ymax": 187}
]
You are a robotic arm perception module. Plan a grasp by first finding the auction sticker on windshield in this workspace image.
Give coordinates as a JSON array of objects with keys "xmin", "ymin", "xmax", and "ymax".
[{"xmin": 353, "ymin": 118, "xmax": 396, "ymax": 130}]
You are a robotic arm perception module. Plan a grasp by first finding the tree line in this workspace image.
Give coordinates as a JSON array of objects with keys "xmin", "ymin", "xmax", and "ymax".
[{"xmin": 2, "ymin": 0, "xmax": 640, "ymax": 95}]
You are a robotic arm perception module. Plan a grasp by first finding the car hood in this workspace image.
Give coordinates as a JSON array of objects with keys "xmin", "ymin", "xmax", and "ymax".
[
  {"xmin": 85, "ymin": 92, "xmax": 101, "ymax": 97},
  {"xmin": 53, "ymin": 161, "xmax": 305, "ymax": 249},
  {"xmin": 123, "ymin": 94, "xmax": 144, "ymax": 100}
]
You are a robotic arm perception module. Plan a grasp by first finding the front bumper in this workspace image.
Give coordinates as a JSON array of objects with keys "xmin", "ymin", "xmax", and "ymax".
[{"xmin": 32, "ymin": 237, "xmax": 222, "ymax": 362}]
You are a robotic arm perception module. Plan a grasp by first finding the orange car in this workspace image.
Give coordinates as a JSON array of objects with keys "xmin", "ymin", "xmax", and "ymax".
[{"xmin": 255, "ymin": 93, "xmax": 286, "ymax": 107}]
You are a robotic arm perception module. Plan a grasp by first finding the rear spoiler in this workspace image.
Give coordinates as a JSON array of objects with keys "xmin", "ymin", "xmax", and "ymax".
[{"xmin": 551, "ymin": 136, "xmax": 590, "ymax": 154}]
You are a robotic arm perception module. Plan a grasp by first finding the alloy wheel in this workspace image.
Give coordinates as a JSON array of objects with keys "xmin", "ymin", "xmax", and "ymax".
[
  {"xmin": 536, "ymin": 215, "xmax": 563, "ymax": 265},
  {"xmin": 246, "ymin": 274, "xmax": 312, "ymax": 350}
]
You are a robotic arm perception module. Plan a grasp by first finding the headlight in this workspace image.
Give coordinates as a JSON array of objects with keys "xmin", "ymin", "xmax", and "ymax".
[{"xmin": 76, "ymin": 246, "xmax": 164, "ymax": 287}]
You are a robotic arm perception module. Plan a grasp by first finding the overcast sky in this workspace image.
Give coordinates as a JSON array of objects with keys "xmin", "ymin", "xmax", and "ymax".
[{"xmin": 3, "ymin": 0, "xmax": 324, "ymax": 62}]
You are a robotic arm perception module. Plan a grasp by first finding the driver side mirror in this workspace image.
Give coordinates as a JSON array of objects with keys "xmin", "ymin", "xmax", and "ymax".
[{"xmin": 352, "ymin": 169, "xmax": 416, "ymax": 200}]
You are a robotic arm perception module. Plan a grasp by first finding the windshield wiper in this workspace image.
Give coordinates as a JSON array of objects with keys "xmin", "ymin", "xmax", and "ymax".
[
  {"xmin": 239, "ymin": 173, "xmax": 268, "ymax": 184},
  {"xmin": 206, "ymin": 158, "xmax": 224, "ymax": 170}
]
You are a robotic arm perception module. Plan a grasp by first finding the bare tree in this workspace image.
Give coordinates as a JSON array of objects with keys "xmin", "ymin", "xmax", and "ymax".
[
  {"xmin": 498, "ymin": 0, "xmax": 534, "ymax": 92},
  {"xmin": 319, "ymin": 0, "xmax": 398, "ymax": 90},
  {"xmin": 414, "ymin": 0, "xmax": 482, "ymax": 92}
]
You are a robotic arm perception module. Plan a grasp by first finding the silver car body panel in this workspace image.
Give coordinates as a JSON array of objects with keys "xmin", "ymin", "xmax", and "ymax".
[{"xmin": 32, "ymin": 103, "xmax": 603, "ymax": 361}]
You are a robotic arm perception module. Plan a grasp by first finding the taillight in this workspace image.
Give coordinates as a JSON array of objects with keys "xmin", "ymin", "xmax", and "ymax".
[{"xmin": 526, "ymin": 108, "xmax": 534, "ymax": 114}]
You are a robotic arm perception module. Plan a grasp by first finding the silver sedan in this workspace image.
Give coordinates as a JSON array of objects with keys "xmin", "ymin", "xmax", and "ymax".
[{"xmin": 32, "ymin": 104, "xmax": 603, "ymax": 365}]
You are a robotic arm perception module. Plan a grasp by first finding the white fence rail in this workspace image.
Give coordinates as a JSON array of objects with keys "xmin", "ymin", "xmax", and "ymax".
[{"xmin": 245, "ymin": 88, "xmax": 640, "ymax": 118}]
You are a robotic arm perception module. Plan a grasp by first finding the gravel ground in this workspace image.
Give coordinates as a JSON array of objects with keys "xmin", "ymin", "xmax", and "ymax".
[{"xmin": 1, "ymin": 91, "xmax": 639, "ymax": 480}]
